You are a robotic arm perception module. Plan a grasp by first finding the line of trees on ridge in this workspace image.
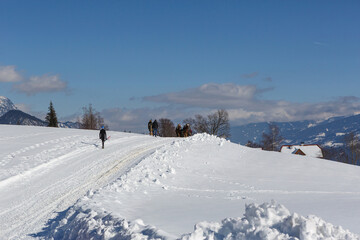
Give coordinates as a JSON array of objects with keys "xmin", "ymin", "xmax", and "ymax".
[
  {"xmin": 44, "ymin": 102, "xmax": 229, "ymax": 139},
  {"xmin": 158, "ymin": 109, "xmax": 230, "ymax": 139}
]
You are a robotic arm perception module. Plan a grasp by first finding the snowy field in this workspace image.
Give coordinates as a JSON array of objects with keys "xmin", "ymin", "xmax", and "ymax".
[{"xmin": 1, "ymin": 125, "xmax": 360, "ymax": 239}]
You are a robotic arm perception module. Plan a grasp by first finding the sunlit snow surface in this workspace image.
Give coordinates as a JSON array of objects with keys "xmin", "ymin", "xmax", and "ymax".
[{"xmin": 1, "ymin": 125, "xmax": 360, "ymax": 239}]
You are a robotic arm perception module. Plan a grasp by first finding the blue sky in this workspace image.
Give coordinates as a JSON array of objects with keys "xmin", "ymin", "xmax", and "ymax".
[{"xmin": 1, "ymin": 1, "xmax": 359, "ymax": 132}]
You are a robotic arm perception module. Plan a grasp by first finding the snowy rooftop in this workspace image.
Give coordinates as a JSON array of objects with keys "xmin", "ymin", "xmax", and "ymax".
[{"xmin": 280, "ymin": 144, "xmax": 324, "ymax": 158}]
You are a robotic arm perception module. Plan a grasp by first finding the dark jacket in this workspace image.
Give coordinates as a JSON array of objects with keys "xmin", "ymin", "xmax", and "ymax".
[
  {"xmin": 152, "ymin": 120, "xmax": 158, "ymax": 129},
  {"xmin": 99, "ymin": 129, "xmax": 107, "ymax": 141},
  {"xmin": 176, "ymin": 124, "xmax": 182, "ymax": 137}
]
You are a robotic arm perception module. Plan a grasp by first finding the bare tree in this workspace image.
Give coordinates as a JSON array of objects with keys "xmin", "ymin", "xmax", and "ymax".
[
  {"xmin": 344, "ymin": 132, "xmax": 360, "ymax": 165},
  {"xmin": 196, "ymin": 114, "xmax": 209, "ymax": 133},
  {"xmin": 261, "ymin": 123, "xmax": 283, "ymax": 151},
  {"xmin": 81, "ymin": 104, "xmax": 107, "ymax": 130},
  {"xmin": 97, "ymin": 114, "xmax": 106, "ymax": 129},
  {"xmin": 322, "ymin": 146, "xmax": 349, "ymax": 164},
  {"xmin": 208, "ymin": 109, "xmax": 230, "ymax": 138},
  {"xmin": 159, "ymin": 118, "xmax": 176, "ymax": 137},
  {"xmin": 183, "ymin": 109, "xmax": 230, "ymax": 138},
  {"xmin": 182, "ymin": 118, "xmax": 196, "ymax": 129},
  {"xmin": 182, "ymin": 116, "xmax": 200, "ymax": 134}
]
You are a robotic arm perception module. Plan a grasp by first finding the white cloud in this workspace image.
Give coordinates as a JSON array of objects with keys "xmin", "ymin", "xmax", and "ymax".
[
  {"xmin": 14, "ymin": 103, "xmax": 31, "ymax": 113},
  {"xmin": 143, "ymin": 83, "xmax": 360, "ymax": 126},
  {"xmin": 61, "ymin": 84, "xmax": 360, "ymax": 132},
  {"xmin": 13, "ymin": 74, "xmax": 68, "ymax": 95},
  {"xmin": 0, "ymin": 66, "xmax": 23, "ymax": 82},
  {"xmin": 14, "ymin": 103, "xmax": 46, "ymax": 120},
  {"xmin": 227, "ymin": 97, "xmax": 360, "ymax": 125},
  {"xmin": 101, "ymin": 108, "xmax": 155, "ymax": 133},
  {"xmin": 144, "ymin": 83, "xmax": 264, "ymax": 109}
]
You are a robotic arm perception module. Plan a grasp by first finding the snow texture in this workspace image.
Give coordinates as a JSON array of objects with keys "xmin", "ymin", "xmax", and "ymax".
[
  {"xmin": 40, "ymin": 200, "xmax": 360, "ymax": 240},
  {"xmin": 1, "ymin": 126, "xmax": 360, "ymax": 240},
  {"xmin": 181, "ymin": 201, "xmax": 358, "ymax": 240}
]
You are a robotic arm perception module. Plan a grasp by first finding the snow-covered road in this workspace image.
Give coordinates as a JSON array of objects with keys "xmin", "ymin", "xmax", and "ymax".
[{"xmin": 0, "ymin": 125, "xmax": 172, "ymax": 239}]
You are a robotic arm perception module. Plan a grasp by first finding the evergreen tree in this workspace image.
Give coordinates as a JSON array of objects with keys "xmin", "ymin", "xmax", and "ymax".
[{"xmin": 45, "ymin": 101, "xmax": 58, "ymax": 127}]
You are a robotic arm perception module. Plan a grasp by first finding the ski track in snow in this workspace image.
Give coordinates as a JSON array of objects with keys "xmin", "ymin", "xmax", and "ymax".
[{"xmin": 0, "ymin": 126, "xmax": 173, "ymax": 239}]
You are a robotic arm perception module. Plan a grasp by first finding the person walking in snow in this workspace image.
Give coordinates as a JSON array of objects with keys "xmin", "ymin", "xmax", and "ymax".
[
  {"xmin": 148, "ymin": 119, "xmax": 153, "ymax": 136},
  {"xmin": 99, "ymin": 126, "xmax": 107, "ymax": 149},
  {"xmin": 183, "ymin": 123, "xmax": 190, "ymax": 137},
  {"xmin": 175, "ymin": 124, "xmax": 182, "ymax": 137},
  {"xmin": 152, "ymin": 119, "xmax": 159, "ymax": 137}
]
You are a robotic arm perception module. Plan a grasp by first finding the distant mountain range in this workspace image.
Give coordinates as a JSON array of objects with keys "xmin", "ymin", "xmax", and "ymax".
[
  {"xmin": 0, "ymin": 110, "xmax": 47, "ymax": 126},
  {"xmin": 0, "ymin": 96, "xmax": 80, "ymax": 128},
  {"xmin": 58, "ymin": 121, "xmax": 82, "ymax": 129},
  {"xmin": 230, "ymin": 114, "xmax": 360, "ymax": 147}
]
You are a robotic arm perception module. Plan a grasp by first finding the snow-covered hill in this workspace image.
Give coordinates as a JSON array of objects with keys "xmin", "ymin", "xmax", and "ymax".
[
  {"xmin": 0, "ymin": 125, "xmax": 359, "ymax": 239},
  {"xmin": 0, "ymin": 96, "xmax": 17, "ymax": 117}
]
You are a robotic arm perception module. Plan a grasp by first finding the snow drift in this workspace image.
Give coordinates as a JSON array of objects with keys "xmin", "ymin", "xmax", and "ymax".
[
  {"xmin": 39, "ymin": 200, "xmax": 359, "ymax": 240},
  {"xmin": 182, "ymin": 201, "xmax": 358, "ymax": 240}
]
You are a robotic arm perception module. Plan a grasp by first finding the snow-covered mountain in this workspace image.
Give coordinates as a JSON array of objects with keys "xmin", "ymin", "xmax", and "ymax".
[
  {"xmin": 0, "ymin": 109, "xmax": 82, "ymax": 128},
  {"xmin": 0, "ymin": 96, "xmax": 17, "ymax": 117},
  {"xmin": 230, "ymin": 114, "xmax": 360, "ymax": 147},
  {"xmin": 0, "ymin": 109, "xmax": 47, "ymax": 126},
  {"xmin": 0, "ymin": 125, "xmax": 359, "ymax": 239},
  {"xmin": 0, "ymin": 96, "xmax": 81, "ymax": 128}
]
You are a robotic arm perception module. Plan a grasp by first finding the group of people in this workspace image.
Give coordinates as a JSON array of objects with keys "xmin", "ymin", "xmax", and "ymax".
[
  {"xmin": 176, "ymin": 123, "xmax": 192, "ymax": 137},
  {"xmin": 147, "ymin": 120, "xmax": 192, "ymax": 138},
  {"xmin": 148, "ymin": 119, "xmax": 159, "ymax": 137}
]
